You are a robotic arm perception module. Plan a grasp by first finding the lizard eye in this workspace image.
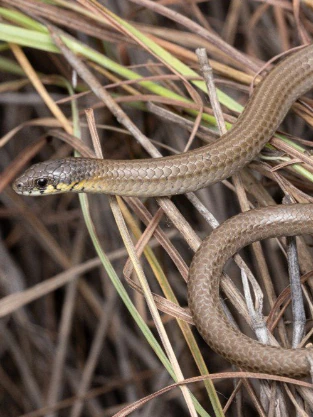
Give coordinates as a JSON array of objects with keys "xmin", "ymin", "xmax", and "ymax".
[{"xmin": 36, "ymin": 178, "xmax": 48, "ymax": 188}]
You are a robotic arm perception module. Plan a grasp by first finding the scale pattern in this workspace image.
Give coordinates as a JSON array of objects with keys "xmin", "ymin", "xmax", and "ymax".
[
  {"xmin": 14, "ymin": 45, "xmax": 313, "ymax": 197},
  {"xmin": 188, "ymin": 204, "xmax": 313, "ymax": 376},
  {"xmin": 13, "ymin": 45, "xmax": 313, "ymax": 376}
]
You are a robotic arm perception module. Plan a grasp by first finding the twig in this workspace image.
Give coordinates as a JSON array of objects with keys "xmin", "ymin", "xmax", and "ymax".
[{"xmin": 283, "ymin": 195, "xmax": 306, "ymax": 348}]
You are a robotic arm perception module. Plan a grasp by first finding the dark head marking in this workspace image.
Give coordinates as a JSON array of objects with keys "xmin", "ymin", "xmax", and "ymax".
[{"xmin": 12, "ymin": 158, "xmax": 80, "ymax": 196}]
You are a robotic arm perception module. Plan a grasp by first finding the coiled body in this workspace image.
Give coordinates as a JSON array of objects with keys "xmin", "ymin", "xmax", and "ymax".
[
  {"xmin": 13, "ymin": 45, "xmax": 313, "ymax": 376},
  {"xmin": 188, "ymin": 204, "xmax": 313, "ymax": 377}
]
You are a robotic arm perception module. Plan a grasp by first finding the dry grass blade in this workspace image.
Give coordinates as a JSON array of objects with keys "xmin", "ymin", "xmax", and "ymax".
[
  {"xmin": 113, "ymin": 372, "xmax": 313, "ymax": 417},
  {"xmin": 2, "ymin": 1, "xmax": 313, "ymax": 416},
  {"xmin": 10, "ymin": 43, "xmax": 72, "ymax": 134}
]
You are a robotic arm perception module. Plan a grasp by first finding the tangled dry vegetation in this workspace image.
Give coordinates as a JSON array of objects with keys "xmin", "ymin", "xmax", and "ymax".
[{"xmin": 1, "ymin": 0, "xmax": 313, "ymax": 416}]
